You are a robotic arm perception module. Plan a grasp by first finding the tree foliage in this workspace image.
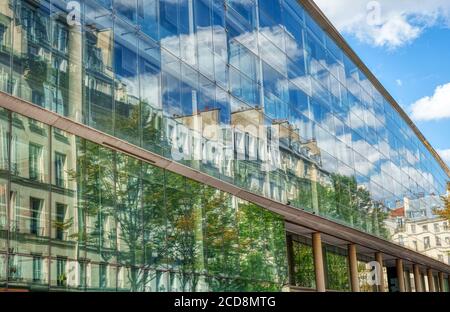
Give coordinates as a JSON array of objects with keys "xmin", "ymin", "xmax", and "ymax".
[{"xmin": 68, "ymin": 138, "xmax": 288, "ymax": 291}]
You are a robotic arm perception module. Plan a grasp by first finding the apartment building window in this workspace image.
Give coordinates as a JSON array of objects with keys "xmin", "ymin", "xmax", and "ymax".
[
  {"xmin": 424, "ymin": 236, "xmax": 431, "ymax": 249},
  {"xmin": 54, "ymin": 152, "xmax": 66, "ymax": 188},
  {"xmin": 99, "ymin": 263, "xmax": 107, "ymax": 288},
  {"xmin": 56, "ymin": 257, "xmax": 67, "ymax": 286},
  {"xmin": 434, "ymin": 223, "xmax": 440, "ymax": 233},
  {"xmin": 8, "ymin": 255, "xmax": 19, "ymax": 281},
  {"xmin": 413, "ymin": 240, "xmax": 418, "ymax": 251},
  {"xmin": 52, "ymin": 22, "xmax": 68, "ymax": 53},
  {"xmin": 10, "ymin": 134, "xmax": 18, "ymax": 175},
  {"xmin": 410, "ymin": 224, "xmax": 416, "ymax": 233},
  {"xmin": 436, "ymin": 236, "xmax": 441, "ymax": 247},
  {"xmin": 55, "ymin": 203, "xmax": 66, "ymax": 240},
  {"xmin": 445, "ymin": 237, "xmax": 450, "ymax": 245},
  {"xmin": 30, "ymin": 197, "xmax": 43, "ymax": 235},
  {"xmin": 422, "ymin": 225, "xmax": 428, "ymax": 232},
  {"xmin": 79, "ymin": 261, "xmax": 86, "ymax": 288},
  {"xmin": 29, "ymin": 143, "xmax": 44, "ymax": 181},
  {"xmin": 0, "ymin": 24, "xmax": 5, "ymax": 47},
  {"xmin": 438, "ymin": 255, "xmax": 444, "ymax": 262},
  {"xmin": 398, "ymin": 235, "xmax": 404, "ymax": 246},
  {"xmin": 396, "ymin": 218, "xmax": 404, "ymax": 231},
  {"xmin": 32, "ymin": 256, "xmax": 42, "ymax": 283},
  {"xmin": 0, "ymin": 119, "xmax": 8, "ymax": 170},
  {"xmin": 443, "ymin": 222, "xmax": 449, "ymax": 231},
  {"xmin": 0, "ymin": 184, "xmax": 6, "ymax": 229}
]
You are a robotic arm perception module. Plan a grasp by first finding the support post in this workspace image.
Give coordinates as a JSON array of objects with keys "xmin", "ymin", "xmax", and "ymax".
[
  {"xmin": 375, "ymin": 252, "xmax": 385, "ymax": 292},
  {"xmin": 438, "ymin": 272, "xmax": 445, "ymax": 292},
  {"xmin": 348, "ymin": 244, "xmax": 360, "ymax": 292},
  {"xmin": 312, "ymin": 232, "xmax": 326, "ymax": 292},
  {"xmin": 413, "ymin": 264, "xmax": 422, "ymax": 292},
  {"xmin": 396, "ymin": 259, "xmax": 405, "ymax": 292},
  {"xmin": 427, "ymin": 269, "xmax": 435, "ymax": 292}
]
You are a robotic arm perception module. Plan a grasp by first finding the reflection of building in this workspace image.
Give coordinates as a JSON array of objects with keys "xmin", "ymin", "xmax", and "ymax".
[
  {"xmin": 387, "ymin": 195, "xmax": 450, "ymax": 265},
  {"xmin": 0, "ymin": 0, "xmax": 449, "ymax": 292}
]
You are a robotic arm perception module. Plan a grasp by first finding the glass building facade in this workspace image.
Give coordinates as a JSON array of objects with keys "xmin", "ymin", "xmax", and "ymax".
[
  {"xmin": 0, "ymin": 108, "xmax": 287, "ymax": 291},
  {"xmin": 0, "ymin": 0, "xmax": 449, "ymax": 291}
]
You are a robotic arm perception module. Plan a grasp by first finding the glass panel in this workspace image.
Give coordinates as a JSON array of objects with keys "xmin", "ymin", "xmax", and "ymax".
[
  {"xmin": 84, "ymin": 2, "xmax": 114, "ymax": 134},
  {"xmin": 79, "ymin": 140, "xmax": 117, "ymax": 265},
  {"xmin": 50, "ymin": 130, "xmax": 79, "ymax": 289},
  {"xmin": 0, "ymin": 178, "xmax": 7, "ymax": 251},
  {"xmin": 115, "ymin": 0, "xmax": 137, "ymax": 23},
  {"xmin": 142, "ymin": 163, "xmax": 166, "ymax": 280},
  {"xmin": 115, "ymin": 154, "xmax": 143, "ymax": 291},
  {"xmin": 87, "ymin": 262, "xmax": 117, "ymax": 291},
  {"xmin": 292, "ymin": 239, "xmax": 315, "ymax": 288},
  {"xmin": 8, "ymin": 255, "xmax": 49, "ymax": 286},
  {"xmin": 50, "ymin": 257, "xmax": 79, "ymax": 288},
  {"xmin": 0, "ymin": 253, "xmax": 6, "ymax": 283},
  {"xmin": 325, "ymin": 247, "xmax": 350, "ymax": 291},
  {"xmin": 138, "ymin": 0, "xmax": 159, "ymax": 41},
  {"xmin": 114, "ymin": 19, "xmax": 140, "ymax": 145},
  {"xmin": 13, "ymin": 1, "xmax": 52, "ymax": 109},
  {"xmin": 0, "ymin": 0, "xmax": 12, "ymax": 93}
]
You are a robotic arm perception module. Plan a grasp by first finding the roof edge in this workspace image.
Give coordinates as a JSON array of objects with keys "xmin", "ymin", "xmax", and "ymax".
[{"xmin": 298, "ymin": 0, "xmax": 450, "ymax": 178}]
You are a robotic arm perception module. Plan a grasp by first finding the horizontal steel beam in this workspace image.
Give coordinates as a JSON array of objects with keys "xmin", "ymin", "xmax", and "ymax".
[{"xmin": 1, "ymin": 91, "xmax": 449, "ymax": 275}]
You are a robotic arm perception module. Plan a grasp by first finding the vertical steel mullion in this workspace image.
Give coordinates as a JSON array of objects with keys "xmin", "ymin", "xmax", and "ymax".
[
  {"xmin": 139, "ymin": 161, "xmax": 144, "ymax": 291},
  {"xmin": 5, "ymin": 109, "xmax": 12, "ymax": 290},
  {"xmin": 113, "ymin": 151, "xmax": 119, "ymax": 291},
  {"xmin": 5, "ymin": 0, "xmax": 19, "ymax": 291},
  {"xmin": 111, "ymin": 10, "xmax": 117, "ymax": 142},
  {"xmin": 48, "ymin": 124, "xmax": 53, "ymax": 290},
  {"xmin": 137, "ymin": 30, "xmax": 143, "ymax": 150},
  {"xmin": 162, "ymin": 169, "xmax": 169, "ymax": 291},
  {"xmin": 82, "ymin": 139, "xmax": 88, "ymax": 291}
]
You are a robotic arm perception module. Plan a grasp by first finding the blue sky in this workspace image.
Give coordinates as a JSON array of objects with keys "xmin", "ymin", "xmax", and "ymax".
[{"xmin": 315, "ymin": 0, "xmax": 450, "ymax": 165}]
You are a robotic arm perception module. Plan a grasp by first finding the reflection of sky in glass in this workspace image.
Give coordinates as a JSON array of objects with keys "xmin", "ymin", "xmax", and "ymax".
[
  {"xmin": 72, "ymin": 0, "xmax": 449, "ymax": 207},
  {"xmin": 2, "ymin": 0, "xmax": 449, "ymax": 263}
]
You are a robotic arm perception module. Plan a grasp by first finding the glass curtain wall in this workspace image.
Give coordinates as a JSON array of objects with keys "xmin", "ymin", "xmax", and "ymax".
[
  {"xmin": 0, "ymin": 108, "xmax": 288, "ymax": 291},
  {"xmin": 0, "ymin": 0, "xmax": 448, "ymax": 262},
  {"xmin": 289, "ymin": 235, "xmax": 373, "ymax": 292}
]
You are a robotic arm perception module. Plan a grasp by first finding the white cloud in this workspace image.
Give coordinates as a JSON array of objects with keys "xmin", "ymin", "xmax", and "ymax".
[
  {"xmin": 438, "ymin": 149, "xmax": 450, "ymax": 163},
  {"xmin": 396, "ymin": 79, "xmax": 403, "ymax": 87},
  {"xmin": 410, "ymin": 83, "xmax": 450, "ymax": 121},
  {"xmin": 314, "ymin": 0, "xmax": 450, "ymax": 49}
]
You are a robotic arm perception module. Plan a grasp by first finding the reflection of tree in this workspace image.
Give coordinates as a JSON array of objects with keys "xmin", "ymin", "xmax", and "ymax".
[
  {"xmin": 316, "ymin": 174, "xmax": 389, "ymax": 239},
  {"xmin": 292, "ymin": 241, "xmax": 315, "ymax": 289},
  {"xmin": 325, "ymin": 250, "xmax": 349, "ymax": 291},
  {"xmin": 236, "ymin": 203, "xmax": 288, "ymax": 291},
  {"xmin": 73, "ymin": 140, "xmax": 116, "ymax": 264},
  {"xmin": 91, "ymin": 100, "xmax": 166, "ymax": 156},
  {"xmin": 165, "ymin": 175, "xmax": 205, "ymax": 291},
  {"xmin": 434, "ymin": 183, "xmax": 450, "ymax": 221},
  {"xmin": 69, "ymin": 137, "xmax": 287, "ymax": 291},
  {"xmin": 115, "ymin": 153, "xmax": 144, "ymax": 290}
]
